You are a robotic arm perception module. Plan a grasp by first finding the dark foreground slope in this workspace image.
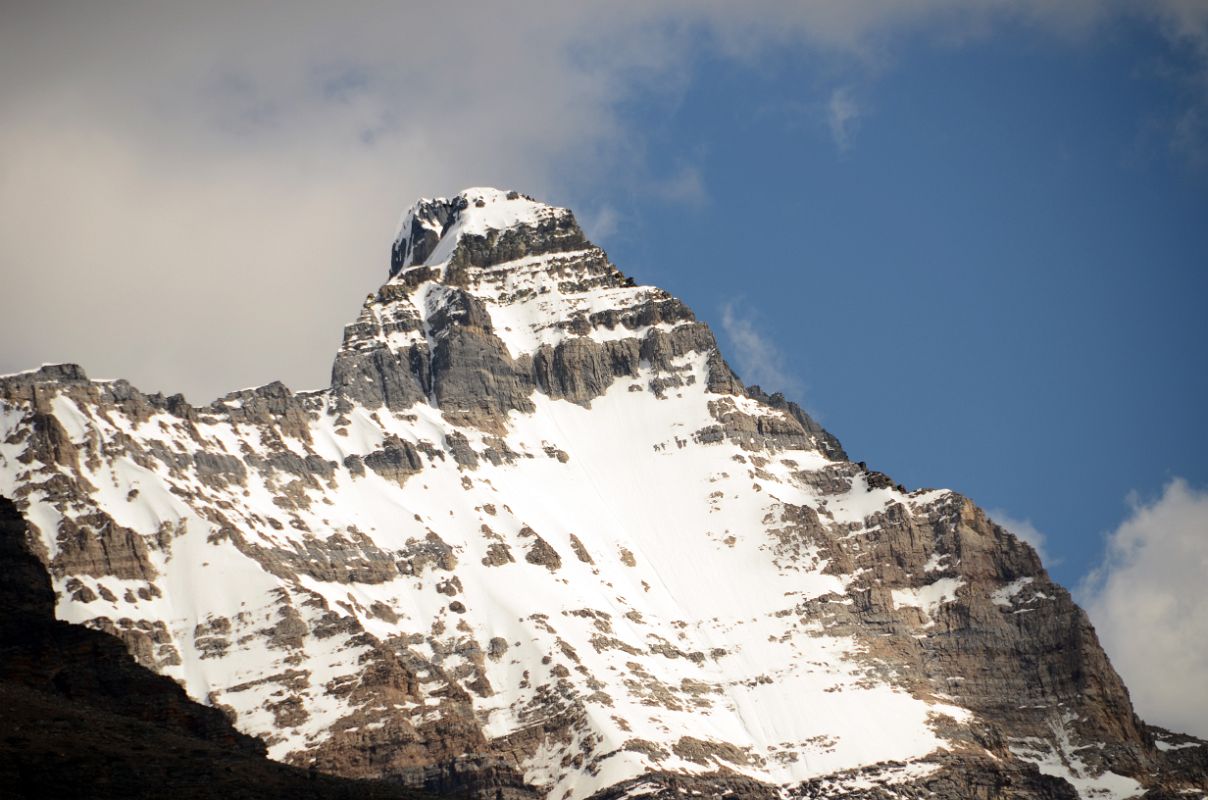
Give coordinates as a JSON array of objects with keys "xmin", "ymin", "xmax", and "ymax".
[{"xmin": 0, "ymin": 495, "xmax": 451, "ymax": 800}]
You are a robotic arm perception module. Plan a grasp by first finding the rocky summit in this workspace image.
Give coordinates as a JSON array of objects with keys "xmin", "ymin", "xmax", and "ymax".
[{"xmin": 0, "ymin": 187, "xmax": 1204, "ymax": 800}]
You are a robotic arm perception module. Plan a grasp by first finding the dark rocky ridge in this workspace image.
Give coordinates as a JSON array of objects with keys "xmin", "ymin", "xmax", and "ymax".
[{"xmin": 0, "ymin": 495, "xmax": 451, "ymax": 800}]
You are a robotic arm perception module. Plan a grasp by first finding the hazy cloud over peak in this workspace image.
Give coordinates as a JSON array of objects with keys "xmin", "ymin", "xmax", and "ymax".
[{"xmin": 2, "ymin": 1, "xmax": 1205, "ymax": 401}]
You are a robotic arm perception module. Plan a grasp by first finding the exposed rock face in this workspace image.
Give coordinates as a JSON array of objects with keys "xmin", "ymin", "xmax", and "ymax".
[{"xmin": 0, "ymin": 187, "xmax": 1203, "ymax": 800}]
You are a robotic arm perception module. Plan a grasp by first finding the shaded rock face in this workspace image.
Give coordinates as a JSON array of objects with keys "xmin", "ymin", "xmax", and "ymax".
[
  {"xmin": 0, "ymin": 500, "xmax": 265, "ymax": 752},
  {"xmin": 0, "ymin": 496, "xmax": 57, "ymax": 623},
  {"xmin": 392, "ymin": 196, "xmax": 466, "ymax": 274},
  {"xmin": 0, "ymin": 187, "xmax": 1204, "ymax": 800},
  {"xmin": 0, "ymin": 496, "xmax": 447, "ymax": 800},
  {"xmin": 429, "ymin": 298, "xmax": 536, "ymax": 423}
]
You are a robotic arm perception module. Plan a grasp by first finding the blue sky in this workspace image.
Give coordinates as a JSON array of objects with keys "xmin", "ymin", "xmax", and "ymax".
[
  {"xmin": 2, "ymin": 2, "xmax": 1206, "ymax": 733},
  {"xmin": 591, "ymin": 19, "xmax": 1208, "ymax": 589}
]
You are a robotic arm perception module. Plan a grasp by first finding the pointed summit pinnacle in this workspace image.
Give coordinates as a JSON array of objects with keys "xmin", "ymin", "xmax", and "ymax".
[{"xmin": 390, "ymin": 187, "xmax": 583, "ymax": 277}]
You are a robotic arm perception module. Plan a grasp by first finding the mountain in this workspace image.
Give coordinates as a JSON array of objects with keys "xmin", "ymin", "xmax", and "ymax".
[{"xmin": 0, "ymin": 187, "xmax": 1204, "ymax": 799}]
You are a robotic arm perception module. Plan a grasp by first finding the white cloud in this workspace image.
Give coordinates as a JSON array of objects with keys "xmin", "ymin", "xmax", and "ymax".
[
  {"xmin": 719, "ymin": 302, "xmax": 802, "ymax": 399},
  {"xmin": 1080, "ymin": 478, "xmax": 1208, "ymax": 738},
  {"xmin": 828, "ymin": 87, "xmax": 861, "ymax": 151},
  {"xmin": 1, "ymin": 2, "xmax": 1205, "ymax": 400},
  {"xmin": 987, "ymin": 508, "xmax": 1053, "ymax": 565}
]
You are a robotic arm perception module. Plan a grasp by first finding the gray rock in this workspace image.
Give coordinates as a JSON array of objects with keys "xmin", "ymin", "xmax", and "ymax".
[{"xmin": 363, "ymin": 437, "xmax": 424, "ymax": 486}]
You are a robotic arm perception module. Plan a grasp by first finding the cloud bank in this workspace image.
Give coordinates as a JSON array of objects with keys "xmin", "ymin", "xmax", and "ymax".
[
  {"xmin": 1, "ymin": 2, "xmax": 1205, "ymax": 402},
  {"xmin": 1081, "ymin": 479, "xmax": 1208, "ymax": 738}
]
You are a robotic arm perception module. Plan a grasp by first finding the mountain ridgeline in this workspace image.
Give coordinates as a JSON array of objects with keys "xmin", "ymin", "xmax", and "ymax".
[{"xmin": 0, "ymin": 188, "xmax": 1203, "ymax": 799}]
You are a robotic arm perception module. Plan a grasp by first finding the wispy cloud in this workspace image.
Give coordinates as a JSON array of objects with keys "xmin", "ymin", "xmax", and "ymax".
[
  {"xmin": 1144, "ymin": 1, "xmax": 1208, "ymax": 167},
  {"xmin": 827, "ymin": 86, "xmax": 861, "ymax": 152},
  {"xmin": 1079, "ymin": 478, "xmax": 1208, "ymax": 738},
  {"xmin": 581, "ymin": 204, "xmax": 621, "ymax": 243},
  {"xmin": 649, "ymin": 164, "xmax": 707, "ymax": 205},
  {"xmin": 719, "ymin": 302, "xmax": 802, "ymax": 399}
]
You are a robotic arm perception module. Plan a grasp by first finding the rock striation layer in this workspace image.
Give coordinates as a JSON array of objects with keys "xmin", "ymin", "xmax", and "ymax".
[{"xmin": 0, "ymin": 187, "xmax": 1203, "ymax": 799}]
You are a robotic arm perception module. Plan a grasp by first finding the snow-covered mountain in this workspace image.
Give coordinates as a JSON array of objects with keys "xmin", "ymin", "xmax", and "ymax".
[{"xmin": 1, "ymin": 188, "xmax": 1204, "ymax": 799}]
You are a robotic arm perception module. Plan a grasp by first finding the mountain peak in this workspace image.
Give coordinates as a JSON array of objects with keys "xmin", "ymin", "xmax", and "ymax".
[
  {"xmin": 390, "ymin": 187, "xmax": 578, "ymax": 277},
  {"xmin": 2, "ymin": 188, "xmax": 1205, "ymax": 799}
]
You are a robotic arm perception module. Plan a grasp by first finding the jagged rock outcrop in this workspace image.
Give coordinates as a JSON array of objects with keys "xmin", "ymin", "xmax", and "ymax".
[{"xmin": 0, "ymin": 187, "xmax": 1204, "ymax": 800}]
